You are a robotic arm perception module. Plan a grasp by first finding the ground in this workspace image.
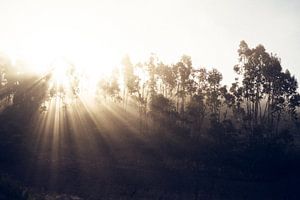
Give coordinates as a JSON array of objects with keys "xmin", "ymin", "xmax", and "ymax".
[{"xmin": 0, "ymin": 97, "xmax": 300, "ymax": 199}]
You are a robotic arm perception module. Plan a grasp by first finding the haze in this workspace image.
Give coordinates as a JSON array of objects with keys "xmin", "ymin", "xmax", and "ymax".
[{"xmin": 0, "ymin": 0, "xmax": 299, "ymax": 84}]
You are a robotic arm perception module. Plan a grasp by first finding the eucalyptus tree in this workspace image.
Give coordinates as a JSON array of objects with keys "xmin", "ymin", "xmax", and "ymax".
[
  {"xmin": 121, "ymin": 55, "xmax": 139, "ymax": 109},
  {"xmin": 206, "ymin": 68, "xmax": 223, "ymax": 123},
  {"xmin": 219, "ymin": 85, "xmax": 235, "ymax": 121},
  {"xmin": 144, "ymin": 54, "xmax": 158, "ymax": 98},
  {"xmin": 156, "ymin": 63, "xmax": 176, "ymax": 98},
  {"xmin": 186, "ymin": 92, "xmax": 206, "ymax": 136},
  {"xmin": 266, "ymin": 68, "xmax": 300, "ymax": 135},
  {"xmin": 234, "ymin": 41, "xmax": 300, "ymax": 137},
  {"xmin": 185, "ymin": 68, "xmax": 208, "ymax": 136},
  {"xmin": 98, "ymin": 68, "xmax": 121, "ymax": 102},
  {"xmin": 173, "ymin": 55, "xmax": 193, "ymax": 114},
  {"xmin": 134, "ymin": 54, "xmax": 160, "ymax": 119},
  {"xmin": 148, "ymin": 93, "xmax": 177, "ymax": 131},
  {"xmin": 133, "ymin": 62, "xmax": 149, "ymax": 131}
]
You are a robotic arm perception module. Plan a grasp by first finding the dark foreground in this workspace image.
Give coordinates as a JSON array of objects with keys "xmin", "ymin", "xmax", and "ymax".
[{"xmin": 0, "ymin": 99, "xmax": 300, "ymax": 200}]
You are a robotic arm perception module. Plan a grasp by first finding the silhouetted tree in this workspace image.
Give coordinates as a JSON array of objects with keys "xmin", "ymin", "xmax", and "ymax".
[
  {"xmin": 148, "ymin": 93, "xmax": 177, "ymax": 131},
  {"xmin": 234, "ymin": 41, "xmax": 300, "ymax": 141},
  {"xmin": 156, "ymin": 63, "xmax": 176, "ymax": 98},
  {"xmin": 206, "ymin": 68, "xmax": 223, "ymax": 123},
  {"xmin": 121, "ymin": 55, "xmax": 139, "ymax": 110},
  {"xmin": 174, "ymin": 55, "xmax": 193, "ymax": 114},
  {"xmin": 98, "ymin": 68, "xmax": 121, "ymax": 102}
]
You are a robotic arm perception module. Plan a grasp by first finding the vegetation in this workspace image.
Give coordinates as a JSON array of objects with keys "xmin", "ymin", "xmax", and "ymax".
[
  {"xmin": 96, "ymin": 41, "xmax": 300, "ymax": 145},
  {"xmin": 0, "ymin": 41, "xmax": 300, "ymax": 199}
]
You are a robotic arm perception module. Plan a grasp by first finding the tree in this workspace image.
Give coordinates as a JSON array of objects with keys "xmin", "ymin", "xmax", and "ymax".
[
  {"xmin": 121, "ymin": 55, "xmax": 139, "ymax": 109},
  {"xmin": 156, "ymin": 63, "xmax": 176, "ymax": 98},
  {"xmin": 173, "ymin": 55, "xmax": 193, "ymax": 114},
  {"xmin": 206, "ymin": 68, "xmax": 223, "ymax": 124},
  {"xmin": 98, "ymin": 68, "xmax": 121, "ymax": 102},
  {"xmin": 148, "ymin": 93, "xmax": 177, "ymax": 131},
  {"xmin": 186, "ymin": 93, "xmax": 206, "ymax": 137},
  {"xmin": 233, "ymin": 41, "xmax": 300, "ymax": 139}
]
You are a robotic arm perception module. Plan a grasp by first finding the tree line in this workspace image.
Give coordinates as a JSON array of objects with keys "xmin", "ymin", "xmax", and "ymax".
[
  {"xmin": 1, "ymin": 41, "xmax": 300, "ymax": 147},
  {"xmin": 96, "ymin": 41, "xmax": 300, "ymax": 144}
]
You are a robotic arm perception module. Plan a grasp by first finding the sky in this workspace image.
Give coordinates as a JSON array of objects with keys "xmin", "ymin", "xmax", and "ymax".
[{"xmin": 0, "ymin": 0, "xmax": 299, "ymax": 84}]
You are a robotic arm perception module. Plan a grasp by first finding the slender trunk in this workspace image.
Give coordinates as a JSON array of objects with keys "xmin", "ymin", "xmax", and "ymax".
[{"xmin": 176, "ymin": 84, "xmax": 179, "ymax": 112}]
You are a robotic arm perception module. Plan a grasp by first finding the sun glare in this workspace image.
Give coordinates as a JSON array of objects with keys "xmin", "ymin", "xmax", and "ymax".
[
  {"xmin": 9, "ymin": 26, "xmax": 124, "ymax": 100},
  {"xmin": 9, "ymin": 26, "xmax": 119, "ymax": 83},
  {"xmin": 52, "ymin": 60, "xmax": 70, "ymax": 85}
]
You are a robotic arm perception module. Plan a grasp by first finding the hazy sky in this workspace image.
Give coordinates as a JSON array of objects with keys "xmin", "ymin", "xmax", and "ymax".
[{"xmin": 0, "ymin": 0, "xmax": 299, "ymax": 84}]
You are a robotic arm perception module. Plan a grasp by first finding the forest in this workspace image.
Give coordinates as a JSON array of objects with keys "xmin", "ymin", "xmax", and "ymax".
[{"xmin": 0, "ymin": 41, "xmax": 300, "ymax": 199}]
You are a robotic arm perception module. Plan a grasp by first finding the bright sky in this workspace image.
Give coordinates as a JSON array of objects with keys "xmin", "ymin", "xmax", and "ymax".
[{"xmin": 0, "ymin": 0, "xmax": 299, "ymax": 84}]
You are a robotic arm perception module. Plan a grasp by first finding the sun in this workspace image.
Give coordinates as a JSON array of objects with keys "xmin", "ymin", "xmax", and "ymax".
[
  {"xmin": 6, "ymin": 26, "xmax": 126, "ymax": 100},
  {"xmin": 14, "ymin": 26, "xmax": 118, "ymax": 77},
  {"xmin": 51, "ymin": 59, "xmax": 70, "ymax": 85},
  {"xmin": 47, "ymin": 57, "xmax": 116, "ymax": 100},
  {"xmin": 47, "ymin": 59, "xmax": 77, "ymax": 98}
]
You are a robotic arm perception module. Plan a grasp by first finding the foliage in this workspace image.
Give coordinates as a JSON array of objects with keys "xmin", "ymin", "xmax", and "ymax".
[{"xmin": 0, "ymin": 41, "xmax": 300, "ymax": 198}]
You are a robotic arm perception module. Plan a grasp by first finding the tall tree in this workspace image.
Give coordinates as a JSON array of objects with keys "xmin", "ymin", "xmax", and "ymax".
[
  {"xmin": 174, "ymin": 55, "xmax": 193, "ymax": 114},
  {"xmin": 206, "ymin": 68, "xmax": 223, "ymax": 123},
  {"xmin": 234, "ymin": 41, "xmax": 300, "ymax": 137},
  {"xmin": 156, "ymin": 63, "xmax": 176, "ymax": 98},
  {"xmin": 121, "ymin": 55, "xmax": 139, "ymax": 110}
]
